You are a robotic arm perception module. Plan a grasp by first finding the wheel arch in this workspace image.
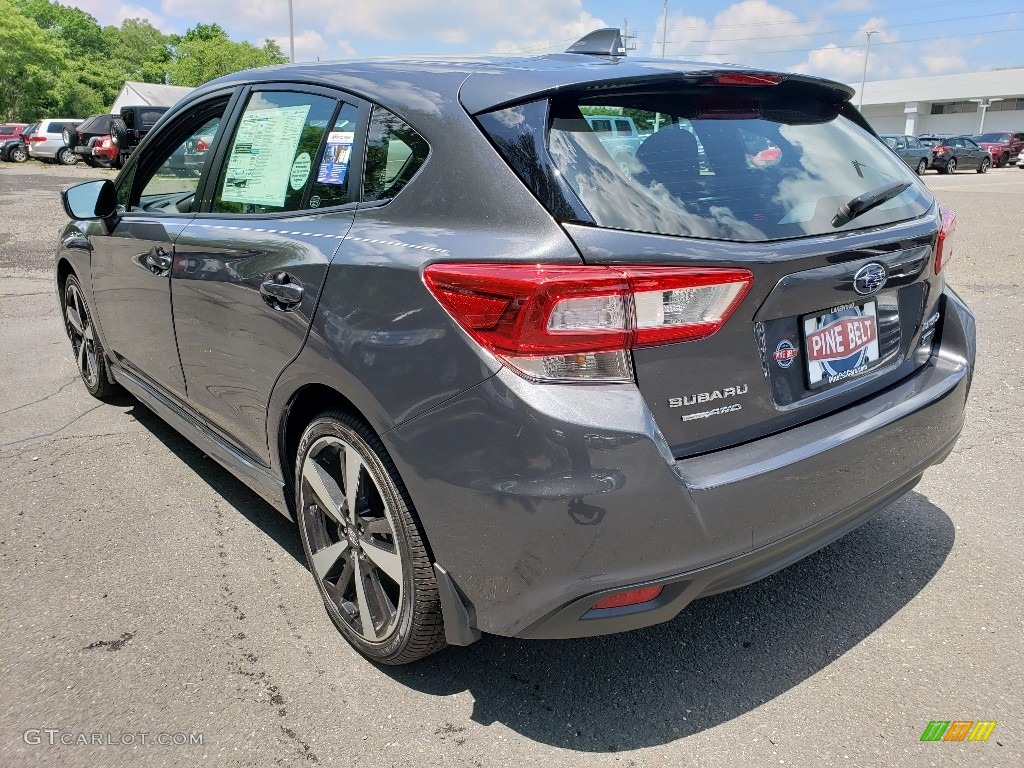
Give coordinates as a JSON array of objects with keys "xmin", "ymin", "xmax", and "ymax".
[{"xmin": 276, "ymin": 382, "xmax": 373, "ymax": 517}]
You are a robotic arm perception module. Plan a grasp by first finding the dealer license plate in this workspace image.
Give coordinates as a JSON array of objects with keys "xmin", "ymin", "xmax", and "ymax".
[{"xmin": 802, "ymin": 300, "xmax": 881, "ymax": 389}]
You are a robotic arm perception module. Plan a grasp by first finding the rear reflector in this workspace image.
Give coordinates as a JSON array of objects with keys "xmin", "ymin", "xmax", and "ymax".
[
  {"xmin": 592, "ymin": 585, "xmax": 664, "ymax": 610},
  {"xmin": 423, "ymin": 264, "xmax": 752, "ymax": 382},
  {"xmin": 935, "ymin": 207, "xmax": 956, "ymax": 273}
]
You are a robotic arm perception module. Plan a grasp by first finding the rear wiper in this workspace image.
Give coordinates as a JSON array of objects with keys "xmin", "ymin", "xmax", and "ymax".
[{"xmin": 832, "ymin": 180, "xmax": 912, "ymax": 227}]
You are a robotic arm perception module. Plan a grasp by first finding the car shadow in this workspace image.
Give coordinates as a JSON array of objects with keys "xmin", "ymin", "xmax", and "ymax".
[
  {"xmin": 384, "ymin": 491, "xmax": 954, "ymax": 752},
  {"xmin": 122, "ymin": 400, "xmax": 953, "ymax": 752},
  {"xmin": 126, "ymin": 402, "xmax": 305, "ymax": 563}
]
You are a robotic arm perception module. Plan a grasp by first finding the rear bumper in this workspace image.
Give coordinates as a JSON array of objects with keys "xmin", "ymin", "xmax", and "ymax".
[{"xmin": 387, "ymin": 287, "xmax": 974, "ymax": 640}]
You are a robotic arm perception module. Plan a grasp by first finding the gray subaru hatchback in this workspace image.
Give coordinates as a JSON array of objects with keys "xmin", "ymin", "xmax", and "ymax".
[{"xmin": 56, "ymin": 30, "xmax": 974, "ymax": 664}]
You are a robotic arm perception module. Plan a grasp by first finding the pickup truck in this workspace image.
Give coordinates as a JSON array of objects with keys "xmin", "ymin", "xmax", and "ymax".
[{"xmin": 584, "ymin": 114, "xmax": 643, "ymax": 170}]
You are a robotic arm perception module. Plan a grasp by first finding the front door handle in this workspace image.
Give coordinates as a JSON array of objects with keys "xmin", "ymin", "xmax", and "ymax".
[
  {"xmin": 260, "ymin": 272, "xmax": 303, "ymax": 310},
  {"xmin": 144, "ymin": 247, "xmax": 172, "ymax": 274}
]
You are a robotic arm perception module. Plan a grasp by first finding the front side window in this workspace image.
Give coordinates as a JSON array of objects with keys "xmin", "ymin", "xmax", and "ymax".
[
  {"xmin": 362, "ymin": 107, "xmax": 429, "ymax": 203},
  {"xmin": 485, "ymin": 87, "xmax": 931, "ymax": 242},
  {"xmin": 135, "ymin": 111, "xmax": 225, "ymax": 214},
  {"xmin": 213, "ymin": 91, "xmax": 338, "ymax": 214}
]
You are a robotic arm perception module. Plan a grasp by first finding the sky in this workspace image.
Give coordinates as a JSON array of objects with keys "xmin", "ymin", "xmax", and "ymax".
[{"xmin": 63, "ymin": 0, "xmax": 1021, "ymax": 86}]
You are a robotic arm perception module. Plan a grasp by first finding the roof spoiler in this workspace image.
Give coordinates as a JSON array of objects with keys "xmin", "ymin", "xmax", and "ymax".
[{"xmin": 565, "ymin": 28, "xmax": 627, "ymax": 58}]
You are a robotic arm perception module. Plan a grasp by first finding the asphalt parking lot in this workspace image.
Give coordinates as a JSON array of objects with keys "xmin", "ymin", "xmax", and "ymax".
[{"xmin": 1, "ymin": 160, "xmax": 1021, "ymax": 767}]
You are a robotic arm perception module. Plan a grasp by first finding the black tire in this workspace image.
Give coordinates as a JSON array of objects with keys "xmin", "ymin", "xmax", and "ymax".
[
  {"xmin": 295, "ymin": 411, "xmax": 446, "ymax": 665},
  {"xmin": 63, "ymin": 127, "xmax": 78, "ymax": 149},
  {"xmin": 56, "ymin": 147, "xmax": 78, "ymax": 165},
  {"xmin": 9, "ymin": 145, "xmax": 27, "ymax": 163},
  {"xmin": 62, "ymin": 275, "xmax": 117, "ymax": 400},
  {"xmin": 977, "ymin": 157, "xmax": 990, "ymax": 174},
  {"xmin": 112, "ymin": 153, "xmax": 123, "ymax": 170},
  {"xmin": 997, "ymin": 153, "xmax": 1008, "ymax": 168},
  {"xmin": 916, "ymin": 158, "xmax": 928, "ymax": 176},
  {"xmin": 943, "ymin": 157, "xmax": 957, "ymax": 174},
  {"xmin": 83, "ymin": 156, "xmax": 99, "ymax": 168}
]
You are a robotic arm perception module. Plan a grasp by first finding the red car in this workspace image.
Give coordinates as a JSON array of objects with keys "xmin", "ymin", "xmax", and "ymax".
[{"xmin": 972, "ymin": 131, "xmax": 1024, "ymax": 167}]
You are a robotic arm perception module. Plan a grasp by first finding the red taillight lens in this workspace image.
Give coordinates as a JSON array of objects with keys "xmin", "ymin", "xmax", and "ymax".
[
  {"xmin": 934, "ymin": 145, "xmax": 948, "ymax": 155},
  {"xmin": 29, "ymin": 136, "xmax": 45, "ymax": 143},
  {"xmin": 423, "ymin": 264, "xmax": 752, "ymax": 382},
  {"xmin": 592, "ymin": 585, "xmax": 664, "ymax": 610},
  {"xmin": 704, "ymin": 73, "xmax": 782, "ymax": 86},
  {"xmin": 935, "ymin": 207, "xmax": 956, "ymax": 274},
  {"xmin": 196, "ymin": 138, "xmax": 209, "ymax": 151}
]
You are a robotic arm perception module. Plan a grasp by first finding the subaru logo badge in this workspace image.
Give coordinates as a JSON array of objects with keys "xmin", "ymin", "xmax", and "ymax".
[{"xmin": 853, "ymin": 262, "xmax": 887, "ymax": 295}]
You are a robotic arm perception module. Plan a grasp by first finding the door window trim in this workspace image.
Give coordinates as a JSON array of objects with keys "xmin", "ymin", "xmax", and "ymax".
[{"xmin": 117, "ymin": 86, "xmax": 244, "ymax": 220}]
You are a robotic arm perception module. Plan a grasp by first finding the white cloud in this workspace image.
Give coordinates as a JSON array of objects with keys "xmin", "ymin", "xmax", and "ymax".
[
  {"xmin": 163, "ymin": 0, "xmax": 603, "ymax": 55},
  {"xmin": 64, "ymin": 1, "xmax": 173, "ymax": 32},
  {"xmin": 650, "ymin": 1, "xmax": 823, "ymax": 63},
  {"xmin": 264, "ymin": 31, "xmax": 357, "ymax": 62}
]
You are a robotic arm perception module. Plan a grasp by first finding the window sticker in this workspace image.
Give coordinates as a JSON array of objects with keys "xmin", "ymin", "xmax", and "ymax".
[
  {"xmin": 290, "ymin": 152, "xmax": 312, "ymax": 191},
  {"xmin": 316, "ymin": 131, "xmax": 354, "ymax": 186},
  {"xmin": 221, "ymin": 104, "xmax": 311, "ymax": 207}
]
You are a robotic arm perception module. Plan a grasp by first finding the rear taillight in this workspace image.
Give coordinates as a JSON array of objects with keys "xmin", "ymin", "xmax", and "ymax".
[
  {"xmin": 934, "ymin": 145, "xmax": 948, "ymax": 155},
  {"xmin": 703, "ymin": 73, "xmax": 782, "ymax": 86},
  {"xmin": 29, "ymin": 136, "xmax": 45, "ymax": 143},
  {"xmin": 935, "ymin": 207, "xmax": 956, "ymax": 274},
  {"xmin": 423, "ymin": 264, "xmax": 752, "ymax": 382}
]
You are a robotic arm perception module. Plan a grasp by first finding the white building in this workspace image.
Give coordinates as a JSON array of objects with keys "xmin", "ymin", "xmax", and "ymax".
[
  {"xmin": 854, "ymin": 67, "xmax": 1024, "ymax": 137},
  {"xmin": 109, "ymin": 82, "xmax": 194, "ymax": 115}
]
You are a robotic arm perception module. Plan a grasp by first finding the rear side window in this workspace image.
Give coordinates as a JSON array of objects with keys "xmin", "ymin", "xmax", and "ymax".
[
  {"xmin": 213, "ymin": 91, "xmax": 338, "ymax": 214},
  {"xmin": 482, "ymin": 87, "xmax": 932, "ymax": 242},
  {"xmin": 0, "ymin": 126, "xmax": 15, "ymax": 136},
  {"xmin": 362, "ymin": 107, "xmax": 429, "ymax": 203}
]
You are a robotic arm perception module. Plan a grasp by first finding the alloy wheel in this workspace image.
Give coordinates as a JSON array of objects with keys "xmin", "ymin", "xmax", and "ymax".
[
  {"xmin": 916, "ymin": 159, "xmax": 927, "ymax": 175},
  {"xmin": 299, "ymin": 434, "xmax": 405, "ymax": 643},
  {"xmin": 64, "ymin": 281, "xmax": 99, "ymax": 388}
]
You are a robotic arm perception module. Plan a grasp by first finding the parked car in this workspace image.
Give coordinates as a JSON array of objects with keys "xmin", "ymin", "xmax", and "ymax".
[
  {"xmin": 0, "ymin": 123, "xmax": 28, "ymax": 142},
  {"xmin": 54, "ymin": 31, "xmax": 974, "ymax": 665},
  {"xmin": 583, "ymin": 113, "xmax": 643, "ymax": 171},
  {"xmin": 881, "ymin": 134, "xmax": 931, "ymax": 175},
  {"xmin": 1018, "ymin": 151, "xmax": 1024, "ymax": 169},
  {"xmin": 0, "ymin": 122, "xmax": 33, "ymax": 162},
  {"xmin": 66, "ymin": 114, "xmax": 123, "ymax": 168},
  {"xmin": 972, "ymin": 131, "xmax": 1024, "ymax": 167},
  {"xmin": 27, "ymin": 118, "xmax": 81, "ymax": 164},
  {"xmin": 110, "ymin": 105, "xmax": 169, "ymax": 160},
  {"xmin": 923, "ymin": 135, "xmax": 991, "ymax": 174}
]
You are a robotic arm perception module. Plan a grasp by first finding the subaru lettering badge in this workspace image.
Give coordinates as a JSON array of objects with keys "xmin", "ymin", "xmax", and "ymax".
[{"xmin": 853, "ymin": 262, "xmax": 887, "ymax": 295}]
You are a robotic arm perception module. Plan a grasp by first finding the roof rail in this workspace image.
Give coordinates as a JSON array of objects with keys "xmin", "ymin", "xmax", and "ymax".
[{"xmin": 565, "ymin": 28, "xmax": 627, "ymax": 58}]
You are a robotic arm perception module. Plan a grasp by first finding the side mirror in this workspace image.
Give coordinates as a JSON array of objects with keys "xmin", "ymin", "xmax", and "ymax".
[{"xmin": 61, "ymin": 179, "xmax": 117, "ymax": 222}]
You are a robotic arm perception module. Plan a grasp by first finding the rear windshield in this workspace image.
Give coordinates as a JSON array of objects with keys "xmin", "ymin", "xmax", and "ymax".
[
  {"xmin": 0, "ymin": 126, "xmax": 17, "ymax": 136},
  {"xmin": 975, "ymin": 132, "xmax": 1010, "ymax": 143},
  {"xmin": 481, "ymin": 86, "xmax": 933, "ymax": 243},
  {"xmin": 79, "ymin": 114, "xmax": 113, "ymax": 134}
]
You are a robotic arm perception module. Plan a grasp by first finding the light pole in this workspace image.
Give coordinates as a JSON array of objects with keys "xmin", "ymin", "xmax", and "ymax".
[
  {"xmin": 288, "ymin": 0, "xmax": 295, "ymax": 63},
  {"xmin": 858, "ymin": 30, "xmax": 878, "ymax": 111},
  {"xmin": 970, "ymin": 98, "xmax": 1003, "ymax": 134},
  {"xmin": 661, "ymin": 0, "xmax": 669, "ymax": 59}
]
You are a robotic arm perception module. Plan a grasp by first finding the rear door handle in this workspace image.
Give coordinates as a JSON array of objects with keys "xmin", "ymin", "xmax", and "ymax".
[
  {"xmin": 260, "ymin": 272, "xmax": 303, "ymax": 310},
  {"xmin": 144, "ymin": 247, "xmax": 172, "ymax": 273}
]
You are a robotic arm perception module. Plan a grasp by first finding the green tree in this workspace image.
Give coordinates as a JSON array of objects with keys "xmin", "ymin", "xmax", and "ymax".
[
  {"xmin": 106, "ymin": 18, "xmax": 172, "ymax": 84},
  {"xmin": 0, "ymin": 0, "xmax": 64, "ymax": 121},
  {"xmin": 16, "ymin": 0, "xmax": 107, "ymax": 57},
  {"xmin": 169, "ymin": 25, "xmax": 288, "ymax": 87}
]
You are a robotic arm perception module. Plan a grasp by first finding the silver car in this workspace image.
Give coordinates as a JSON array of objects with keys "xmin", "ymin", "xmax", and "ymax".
[{"xmin": 27, "ymin": 118, "xmax": 80, "ymax": 164}]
